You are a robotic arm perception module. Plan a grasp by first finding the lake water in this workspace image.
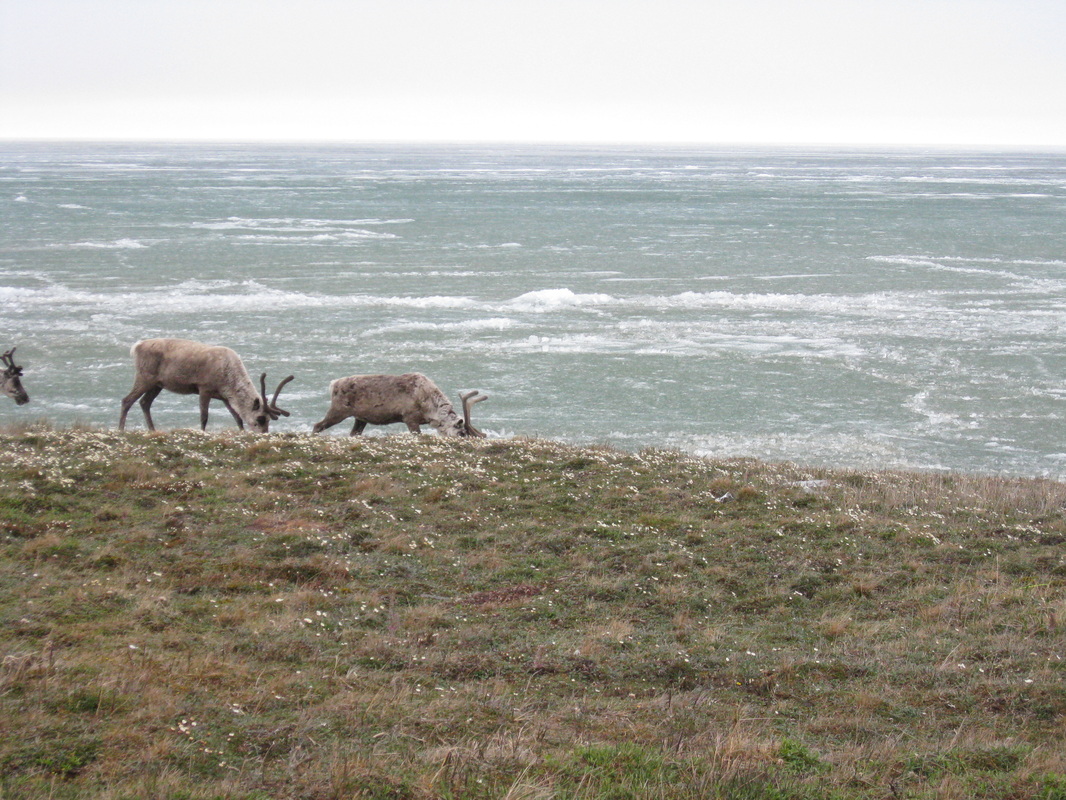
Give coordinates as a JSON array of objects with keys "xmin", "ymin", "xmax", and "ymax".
[{"xmin": 2, "ymin": 141, "xmax": 1065, "ymax": 478}]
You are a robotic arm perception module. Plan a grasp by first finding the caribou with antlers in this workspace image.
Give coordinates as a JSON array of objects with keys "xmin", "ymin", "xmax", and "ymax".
[
  {"xmin": 119, "ymin": 338, "xmax": 293, "ymax": 432},
  {"xmin": 2, "ymin": 348, "xmax": 29, "ymax": 405},
  {"xmin": 311, "ymin": 373, "xmax": 488, "ymax": 437}
]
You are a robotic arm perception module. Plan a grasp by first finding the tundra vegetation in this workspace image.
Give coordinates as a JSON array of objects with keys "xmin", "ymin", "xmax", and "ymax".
[{"xmin": 1, "ymin": 423, "xmax": 1065, "ymax": 800}]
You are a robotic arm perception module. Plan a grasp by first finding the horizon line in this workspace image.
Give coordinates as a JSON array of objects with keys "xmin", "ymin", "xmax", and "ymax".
[{"xmin": 3, "ymin": 135, "xmax": 1065, "ymax": 153}]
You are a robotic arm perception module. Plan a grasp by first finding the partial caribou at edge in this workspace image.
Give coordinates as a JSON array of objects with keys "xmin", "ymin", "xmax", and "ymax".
[
  {"xmin": 2, "ymin": 348, "xmax": 29, "ymax": 406},
  {"xmin": 119, "ymin": 338, "xmax": 293, "ymax": 432},
  {"xmin": 312, "ymin": 373, "xmax": 488, "ymax": 437}
]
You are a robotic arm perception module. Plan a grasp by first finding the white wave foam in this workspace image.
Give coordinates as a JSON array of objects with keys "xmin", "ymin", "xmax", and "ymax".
[
  {"xmin": 383, "ymin": 295, "xmax": 478, "ymax": 310},
  {"xmin": 0, "ymin": 282, "xmax": 927, "ymax": 333},
  {"xmin": 940, "ymin": 256, "xmax": 1066, "ymax": 267},
  {"xmin": 514, "ymin": 333, "xmax": 629, "ymax": 353},
  {"xmin": 362, "ymin": 317, "xmax": 518, "ymax": 337},
  {"xmin": 865, "ymin": 255, "xmax": 941, "ymax": 269},
  {"xmin": 66, "ymin": 238, "xmax": 148, "ymax": 249},
  {"xmin": 903, "ymin": 390, "xmax": 966, "ymax": 431},
  {"xmin": 867, "ymin": 255, "xmax": 1061, "ymax": 286},
  {"xmin": 232, "ymin": 231, "xmax": 397, "ymax": 243},
  {"xmin": 506, "ymin": 288, "xmax": 614, "ymax": 311},
  {"xmin": 192, "ymin": 216, "xmax": 410, "ymax": 233},
  {"xmin": 172, "ymin": 279, "xmax": 245, "ymax": 291},
  {"xmin": 2, "ymin": 277, "xmax": 1053, "ymax": 352},
  {"xmin": 0, "ymin": 282, "xmax": 485, "ymax": 316},
  {"xmin": 661, "ymin": 289, "xmax": 917, "ymax": 318}
]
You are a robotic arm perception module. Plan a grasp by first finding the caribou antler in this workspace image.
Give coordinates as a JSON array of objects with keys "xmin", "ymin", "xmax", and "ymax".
[
  {"xmin": 1, "ymin": 348, "xmax": 21, "ymax": 375},
  {"xmin": 459, "ymin": 390, "xmax": 489, "ymax": 437},
  {"xmin": 260, "ymin": 373, "xmax": 295, "ymax": 420}
]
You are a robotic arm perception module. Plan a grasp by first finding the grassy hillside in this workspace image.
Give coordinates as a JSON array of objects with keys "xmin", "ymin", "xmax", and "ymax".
[{"xmin": 2, "ymin": 424, "xmax": 1065, "ymax": 799}]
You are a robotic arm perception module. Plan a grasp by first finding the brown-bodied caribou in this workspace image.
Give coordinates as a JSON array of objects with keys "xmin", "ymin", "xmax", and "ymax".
[
  {"xmin": 119, "ymin": 338, "xmax": 293, "ymax": 432},
  {"xmin": 311, "ymin": 373, "xmax": 488, "ymax": 437}
]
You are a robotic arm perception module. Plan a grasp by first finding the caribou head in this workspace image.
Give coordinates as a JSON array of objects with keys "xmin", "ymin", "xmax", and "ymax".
[
  {"xmin": 258, "ymin": 372, "xmax": 294, "ymax": 430},
  {"xmin": 2, "ymin": 348, "xmax": 29, "ymax": 405}
]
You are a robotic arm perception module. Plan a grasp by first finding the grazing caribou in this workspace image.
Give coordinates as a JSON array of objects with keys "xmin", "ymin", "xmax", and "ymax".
[
  {"xmin": 119, "ymin": 338, "xmax": 293, "ymax": 432},
  {"xmin": 311, "ymin": 373, "xmax": 488, "ymax": 437},
  {"xmin": 2, "ymin": 348, "xmax": 29, "ymax": 405}
]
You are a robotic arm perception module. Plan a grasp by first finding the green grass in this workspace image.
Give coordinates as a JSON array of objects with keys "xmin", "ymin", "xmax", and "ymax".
[{"xmin": 2, "ymin": 423, "xmax": 1066, "ymax": 798}]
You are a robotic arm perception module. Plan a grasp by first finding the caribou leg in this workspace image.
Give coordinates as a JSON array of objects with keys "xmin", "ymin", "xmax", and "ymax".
[
  {"xmin": 120, "ymin": 378, "xmax": 160, "ymax": 430},
  {"xmin": 311, "ymin": 407, "xmax": 351, "ymax": 434},
  {"xmin": 138, "ymin": 386, "xmax": 164, "ymax": 431},
  {"xmin": 198, "ymin": 392, "xmax": 216, "ymax": 430},
  {"xmin": 219, "ymin": 397, "xmax": 245, "ymax": 430},
  {"xmin": 119, "ymin": 390, "xmax": 143, "ymax": 430}
]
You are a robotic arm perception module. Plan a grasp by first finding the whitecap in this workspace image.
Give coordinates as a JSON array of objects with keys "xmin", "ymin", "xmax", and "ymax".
[
  {"xmin": 866, "ymin": 255, "xmax": 943, "ymax": 269},
  {"xmin": 661, "ymin": 289, "xmax": 899, "ymax": 317},
  {"xmin": 904, "ymin": 390, "xmax": 966, "ymax": 431},
  {"xmin": 385, "ymin": 295, "xmax": 478, "ymax": 310},
  {"xmin": 513, "ymin": 333, "xmax": 626, "ymax": 353},
  {"xmin": 0, "ymin": 281, "xmax": 488, "ymax": 317},
  {"xmin": 362, "ymin": 317, "xmax": 518, "ymax": 337},
  {"xmin": 506, "ymin": 288, "xmax": 614, "ymax": 311},
  {"xmin": 192, "ymin": 217, "xmax": 409, "ymax": 235},
  {"xmin": 66, "ymin": 238, "xmax": 148, "ymax": 249},
  {"xmin": 867, "ymin": 254, "xmax": 1051, "ymax": 285},
  {"xmin": 172, "ymin": 279, "xmax": 246, "ymax": 292},
  {"xmin": 342, "ymin": 294, "xmax": 478, "ymax": 311}
]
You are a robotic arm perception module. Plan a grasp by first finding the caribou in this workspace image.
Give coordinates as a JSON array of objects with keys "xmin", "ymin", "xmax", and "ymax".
[
  {"xmin": 119, "ymin": 338, "xmax": 293, "ymax": 432},
  {"xmin": 1, "ymin": 348, "xmax": 29, "ymax": 405},
  {"xmin": 311, "ymin": 373, "xmax": 488, "ymax": 437}
]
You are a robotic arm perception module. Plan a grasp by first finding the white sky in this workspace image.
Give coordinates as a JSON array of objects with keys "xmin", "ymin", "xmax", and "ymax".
[{"xmin": 2, "ymin": 0, "xmax": 1065, "ymax": 146}]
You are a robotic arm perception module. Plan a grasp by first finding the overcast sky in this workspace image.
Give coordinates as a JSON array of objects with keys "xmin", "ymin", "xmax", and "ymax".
[{"xmin": 2, "ymin": 0, "xmax": 1064, "ymax": 146}]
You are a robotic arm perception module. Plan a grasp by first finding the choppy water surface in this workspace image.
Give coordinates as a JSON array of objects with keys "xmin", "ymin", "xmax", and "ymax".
[{"xmin": 2, "ymin": 142, "xmax": 1064, "ymax": 478}]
